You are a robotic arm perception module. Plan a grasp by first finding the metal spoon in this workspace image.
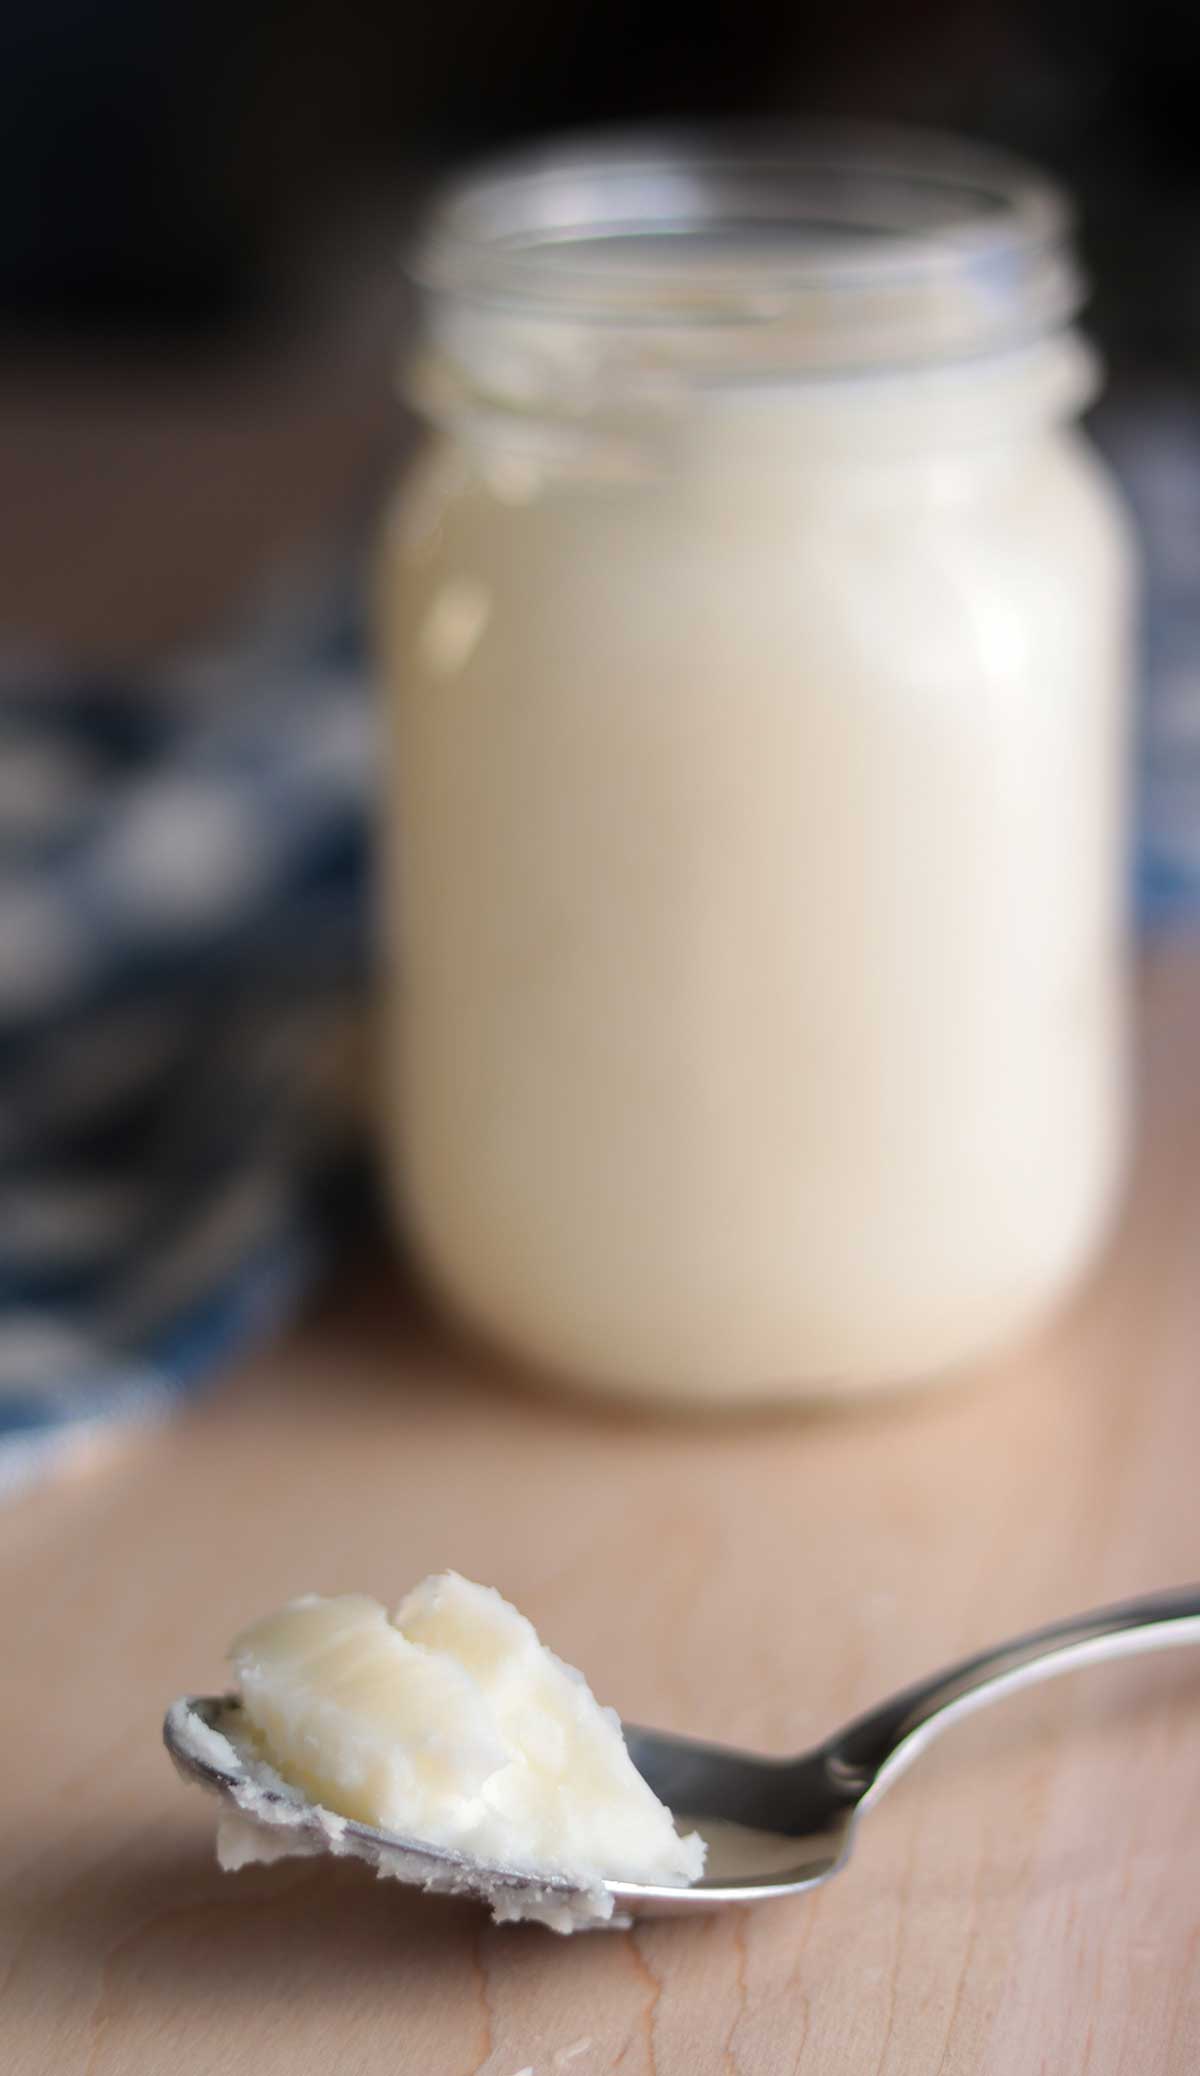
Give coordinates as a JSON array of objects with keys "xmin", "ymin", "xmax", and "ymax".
[{"xmin": 165, "ymin": 1585, "xmax": 1200, "ymax": 1926}]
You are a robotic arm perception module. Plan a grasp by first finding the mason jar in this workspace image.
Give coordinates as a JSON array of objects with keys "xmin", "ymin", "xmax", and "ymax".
[{"xmin": 376, "ymin": 128, "xmax": 1135, "ymax": 1407}]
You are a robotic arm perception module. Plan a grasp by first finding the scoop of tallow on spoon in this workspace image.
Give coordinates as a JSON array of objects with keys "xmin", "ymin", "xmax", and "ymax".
[{"xmin": 165, "ymin": 1585, "xmax": 1200, "ymax": 1931}]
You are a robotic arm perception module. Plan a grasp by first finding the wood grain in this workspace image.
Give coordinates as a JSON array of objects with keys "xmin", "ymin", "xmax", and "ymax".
[{"xmin": 3, "ymin": 939, "xmax": 1200, "ymax": 2076}]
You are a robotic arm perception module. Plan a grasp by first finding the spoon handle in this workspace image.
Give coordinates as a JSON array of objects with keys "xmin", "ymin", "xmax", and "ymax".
[{"xmin": 825, "ymin": 1585, "xmax": 1200, "ymax": 1807}]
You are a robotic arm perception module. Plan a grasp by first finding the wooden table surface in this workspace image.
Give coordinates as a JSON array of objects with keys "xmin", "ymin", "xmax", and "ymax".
[{"xmin": 4, "ymin": 938, "xmax": 1200, "ymax": 2076}]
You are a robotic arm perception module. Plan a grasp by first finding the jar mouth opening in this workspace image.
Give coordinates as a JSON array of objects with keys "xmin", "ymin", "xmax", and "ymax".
[{"xmin": 412, "ymin": 124, "xmax": 1083, "ymax": 376}]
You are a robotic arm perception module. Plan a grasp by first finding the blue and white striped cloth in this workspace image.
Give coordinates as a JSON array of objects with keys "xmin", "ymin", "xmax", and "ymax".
[
  {"xmin": 0, "ymin": 543, "xmax": 372, "ymax": 1497},
  {"xmin": 2, "ymin": 398, "xmax": 1198, "ymax": 1498},
  {"xmin": 1100, "ymin": 395, "xmax": 1200, "ymax": 923}
]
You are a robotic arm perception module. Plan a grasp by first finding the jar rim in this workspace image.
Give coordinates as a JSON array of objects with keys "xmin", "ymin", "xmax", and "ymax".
[{"xmin": 411, "ymin": 123, "xmax": 1084, "ymax": 381}]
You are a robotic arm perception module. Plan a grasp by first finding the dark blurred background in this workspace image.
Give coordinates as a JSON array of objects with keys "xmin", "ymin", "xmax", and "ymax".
[
  {"xmin": 3, "ymin": 0, "xmax": 1198, "ymax": 368},
  {"xmin": 0, "ymin": 0, "xmax": 1197, "ymax": 659}
]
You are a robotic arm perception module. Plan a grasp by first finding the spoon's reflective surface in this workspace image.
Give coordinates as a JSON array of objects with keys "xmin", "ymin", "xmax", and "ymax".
[{"xmin": 165, "ymin": 1586, "xmax": 1200, "ymax": 1925}]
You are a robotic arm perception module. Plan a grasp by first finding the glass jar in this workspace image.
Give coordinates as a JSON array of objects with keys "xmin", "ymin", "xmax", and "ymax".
[{"xmin": 377, "ymin": 128, "xmax": 1135, "ymax": 1407}]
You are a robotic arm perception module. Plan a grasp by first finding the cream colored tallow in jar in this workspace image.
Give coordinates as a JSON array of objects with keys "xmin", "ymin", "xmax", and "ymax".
[{"xmin": 377, "ymin": 127, "xmax": 1136, "ymax": 1407}]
